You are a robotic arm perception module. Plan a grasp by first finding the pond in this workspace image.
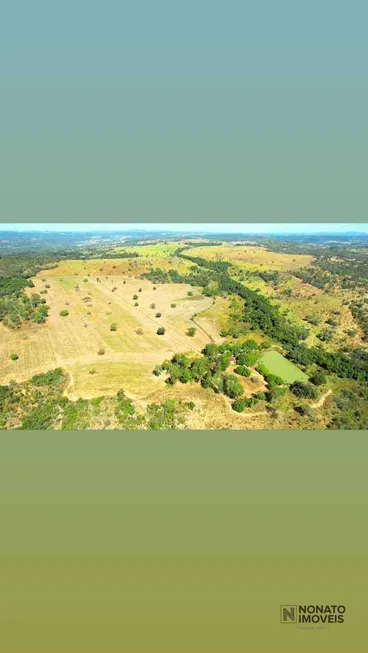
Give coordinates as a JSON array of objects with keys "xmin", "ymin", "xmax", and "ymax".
[{"xmin": 259, "ymin": 350, "xmax": 308, "ymax": 384}]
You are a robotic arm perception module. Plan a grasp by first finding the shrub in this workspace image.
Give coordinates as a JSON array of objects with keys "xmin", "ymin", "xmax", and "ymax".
[
  {"xmin": 10, "ymin": 353, "xmax": 19, "ymax": 361},
  {"xmin": 232, "ymin": 398, "xmax": 248, "ymax": 412},
  {"xmin": 60, "ymin": 310, "xmax": 69, "ymax": 317},
  {"xmin": 139, "ymin": 288, "xmax": 142, "ymax": 292},
  {"xmin": 171, "ymin": 303, "xmax": 176, "ymax": 308},
  {"xmin": 150, "ymin": 303, "xmax": 156, "ymax": 309},
  {"xmin": 187, "ymin": 327, "xmax": 196, "ymax": 337},
  {"xmin": 234, "ymin": 365, "xmax": 251, "ymax": 377},
  {"xmin": 136, "ymin": 328, "xmax": 144, "ymax": 335},
  {"xmin": 222, "ymin": 374, "xmax": 244, "ymax": 399},
  {"xmin": 110, "ymin": 323, "xmax": 117, "ymax": 331},
  {"xmin": 98, "ymin": 347, "xmax": 105, "ymax": 355},
  {"xmin": 290, "ymin": 381, "xmax": 318, "ymax": 399},
  {"xmin": 32, "ymin": 368, "xmax": 63, "ymax": 386},
  {"xmin": 157, "ymin": 327, "xmax": 166, "ymax": 335},
  {"xmin": 187, "ymin": 291, "xmax": 193, "ymax": 297},
  {"xmin": 155, "ymin": 312, "xmax": 162, "ymax": 318},
  {"xmin": 134, "ymin": 302, "xmax": 139, "ymax": 306},
  {"xmin": 310, "ymin": 371, "xmax": 327, "ymax": 386},
  {"xmin": 133, "ymin": 294, "xmax": 138, "ymax": 300}
]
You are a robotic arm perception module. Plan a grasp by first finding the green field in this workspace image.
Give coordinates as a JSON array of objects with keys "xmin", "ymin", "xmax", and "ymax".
[{"xmin": 259, "ymin": 350, "xmax": 308, "ymax": 384}]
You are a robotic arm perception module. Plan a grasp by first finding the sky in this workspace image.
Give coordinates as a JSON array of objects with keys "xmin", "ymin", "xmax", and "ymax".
[
  {"xmin": 1, "ymin": 223, "xmax": 368, "ymax": 234},
  {"xmin": 1, "ymin": 1, "xmax": 367, "ymax": 222}
]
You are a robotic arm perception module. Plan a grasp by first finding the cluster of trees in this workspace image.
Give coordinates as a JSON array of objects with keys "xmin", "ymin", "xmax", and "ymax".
[
  {"xmin": 143, "ymin": 265, "xmax": 216, "ymax": 288},
  {"xmin": 0, "ymin": 291, "xmax": 49, "ymax": 328},
  {"xmin": 154, "ymin": 340, "xmax": 261, "ymax": 403}
]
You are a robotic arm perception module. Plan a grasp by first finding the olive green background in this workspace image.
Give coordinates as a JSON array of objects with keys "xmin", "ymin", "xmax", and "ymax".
[{"xmin": 1, "ymin": 431, "xmax": 367, "ymax": 652}]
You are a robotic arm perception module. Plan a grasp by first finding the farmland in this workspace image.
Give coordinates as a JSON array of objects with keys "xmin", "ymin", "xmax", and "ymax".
[
  {"xmin": 1, "ymin": 229, "xmax": 368, "ymax": 430},
  {"xmin": 0, "ymin": 268, "xmax": 213, "ymax": 400}
]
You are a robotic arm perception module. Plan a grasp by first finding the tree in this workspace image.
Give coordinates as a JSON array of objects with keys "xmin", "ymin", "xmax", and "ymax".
[
  {"xmin": 290, "ymin": 381, "xmax": 318, "ymax": 399},
  {"xmin": 222, "ymin": 375, "xmax": 243, "ymax": 399},
  {"xmin": 180, "ymin": 368, "xmax": 193, "ymax": 384},
  {"xmin": 157, "ymin": 327, "xmax": 166, "ymax": 335},
  {"xmin": 310, "ymin": 371, "xmax": 327, "ymax": 386}
]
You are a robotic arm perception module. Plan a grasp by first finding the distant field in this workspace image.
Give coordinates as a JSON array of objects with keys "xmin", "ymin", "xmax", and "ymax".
[
  {"xmin": 0, "ymin": 263, "xmax": 214, "ymax": 400},
  {"xmin": 185, "ymin": 244, "xmax": 314, "ymax": 271},
  {"xmin": 117, "ymin": 242, "xmax": 181, "ymax": 257},
  {"xmin": 259, "ymin": 350, "xmax": 308, "ymax": 383}
]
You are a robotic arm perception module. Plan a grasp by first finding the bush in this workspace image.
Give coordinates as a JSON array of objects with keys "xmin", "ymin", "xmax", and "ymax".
[
  {"xmin": 110, "ymin": 323, "xmax": 117, "ymax": 331},
  {"xmin": 98, "ymin": 347, "xmax": 105, "ymax": 355},
  {"xmin": 157, "ymin": 327, "xmax": 166, "ymax": 335},
  {"xmin": 10, "ymin": 353, "xmax": 19, "ymax": 361},
  {"xmin": 171, "ymin": 303, "xmax": 176, "ymax": 308},
  {"xmin": 187, "ymin": 291, "xmax": 193, "ymax": 297},
  {"xmin": 32, "ymin": 368, "xmax": 64, "ymax": 386},
  {"xmin": 155, "ymin": 312, "xmax": 162, "ymax": 318},
  {"xmin": 134, "ymin": 302, "xmax": 139, "ymax": 306},
  {"xmin": 310, "ymin": 371, "xmax": 327, "ymax": 386},
  {"xmin": 234, "ymin": 365, "xmax": 251, "ymax": 377},
  {"xmin": 139, "ymin": 288, "xmax": 142, "ymax": 292},
  {"xmin": 290, "ymin": 381, "xmax": 318, "ymax": 399},
  {"xmin": 133, "ymin": 294, "xmax": 138, "ymax": 300},
  {"xmin": 222, "ymin": 374, "xmax": 244, "ymax": 399},
  {"xmin": 187, "ymin": 327, "xmax": 196, "ymax": 337},
  {"xmin": 232, "ymin": 398, "xmax": 248, "ymax": 412},
  {"xmin": 150, "ymin": 303, "xmax": 156, "ymax": 309},
  {"xmin": 60, "ymin": 310, "xmax": 69, "ymax": 317}
]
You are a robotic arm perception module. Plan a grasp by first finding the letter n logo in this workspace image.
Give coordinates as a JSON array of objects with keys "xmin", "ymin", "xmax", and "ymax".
[{"xmin": 280, "ymin": 605, "xmax": 297, "ymax": 623}]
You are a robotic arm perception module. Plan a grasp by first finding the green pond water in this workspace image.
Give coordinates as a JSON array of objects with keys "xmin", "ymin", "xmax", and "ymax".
[{"xmin": 259, "ymin": 350, "xmax": 308, "ymax": 384}]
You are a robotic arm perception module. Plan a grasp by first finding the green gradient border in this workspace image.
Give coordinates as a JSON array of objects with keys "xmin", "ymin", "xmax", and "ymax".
[{"xmin": 1, "ymin": 431, "xmax": 367, "ymax": 652}]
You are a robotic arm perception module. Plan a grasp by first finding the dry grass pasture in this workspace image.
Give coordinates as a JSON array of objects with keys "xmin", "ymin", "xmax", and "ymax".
[
  {"xmin": 186, "ymin": 244, "xmax": 314, "ymax": 271},
  {"xmin": 0, "ymin": 261, "xmax": 215, "ymax": 401}
]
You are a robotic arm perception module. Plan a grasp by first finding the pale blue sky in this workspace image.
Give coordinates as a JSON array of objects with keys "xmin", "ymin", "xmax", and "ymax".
[{"xmin": 1, "ymin": 223, "xmax": 367, "ymax": 234}]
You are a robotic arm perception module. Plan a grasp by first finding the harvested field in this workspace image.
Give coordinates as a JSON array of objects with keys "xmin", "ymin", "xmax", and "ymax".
[{"xmin": 0, "ymin": 265, "xmax": 214, "ymax": 399}]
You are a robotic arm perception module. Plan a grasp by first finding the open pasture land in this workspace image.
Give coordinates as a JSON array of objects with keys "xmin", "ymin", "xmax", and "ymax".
[
  {"xmin": 114, "ymin": 242, "xmax": 182, "ymax": 257},
  {"xmin": 259, "ymin": 350, "xmax": 308, "ymax": 383},
  {"xmin": 40, "ymin": 255, "xmax": 194, "ymax": 278},
  {"xmin": 0, "ymin": 262, "xmax": 214, "ymax": 400},
  {"xmin": 185, "ymin": 244, "xmax": 314, "ymax": 271}
]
